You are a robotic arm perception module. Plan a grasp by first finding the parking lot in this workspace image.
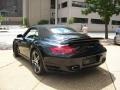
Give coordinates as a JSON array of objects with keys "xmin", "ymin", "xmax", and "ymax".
[{"xmin": 0, "ymin": 45, "xmax": 120, "ymax": 90}]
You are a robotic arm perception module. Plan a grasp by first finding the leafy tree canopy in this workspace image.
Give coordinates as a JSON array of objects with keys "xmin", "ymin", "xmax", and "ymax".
[
  {"xmin": 82, "ymin": 0, "xmax": 120, "ymax": 39},
  {"xmin": 82, "ymin": 0, "xmax": 120, "ymax": 22}
]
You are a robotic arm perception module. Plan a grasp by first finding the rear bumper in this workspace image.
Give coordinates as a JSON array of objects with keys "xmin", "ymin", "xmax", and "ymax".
[{"xmin": 43, "ymin": 52, "xmax": 106, "ymax": 72}]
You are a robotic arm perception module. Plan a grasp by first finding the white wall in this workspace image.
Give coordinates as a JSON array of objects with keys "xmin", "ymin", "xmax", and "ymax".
[
  {"xmin": 58, "ymin": 0, "xmax": 69, "ymax": 18},
  {"xmin": 40, "ymin": 0, "xmax": 50, "ymax": 20},
  {"xmin": 28, "ymin": 0, "xmax": 50, "ymax": 25}
]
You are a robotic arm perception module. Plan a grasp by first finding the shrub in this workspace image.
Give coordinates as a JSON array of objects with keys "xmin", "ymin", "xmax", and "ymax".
[
  {"xmin": 22, "ymin": 17, "xmax": 28, "ymax": 27},
  {"xmin": 38, "ymin": 20, "xmax": 49, "ymax": 25},
  {"xmin": 67, "ymin": 17, "xmax": 74, "ymax": 24}
]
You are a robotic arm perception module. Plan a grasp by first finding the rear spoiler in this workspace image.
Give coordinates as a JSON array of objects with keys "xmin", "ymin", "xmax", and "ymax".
[
  {"xmin": 63, "ymin": 37, "xmax": 104, "ymax": 44},
  {"xmin": 89, "ymin": 37, "xmax": 104, "ymax": 40}
]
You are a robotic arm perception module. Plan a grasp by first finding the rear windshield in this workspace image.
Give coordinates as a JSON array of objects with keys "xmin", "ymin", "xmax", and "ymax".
[
  {"xmin": 50, "ymin": 27, "xmax": 76, "ymax": 34},
  {"xmin": 46, "ymin": 33, "xmax": 90, "ymax": 41}
]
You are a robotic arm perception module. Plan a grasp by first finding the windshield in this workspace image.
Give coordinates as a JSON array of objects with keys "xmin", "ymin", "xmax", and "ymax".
[{"xmin": 50, "ymin": 27, "xmax": 76, "ymax": 34}]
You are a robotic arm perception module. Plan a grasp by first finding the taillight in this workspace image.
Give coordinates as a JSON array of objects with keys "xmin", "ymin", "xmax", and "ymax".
[{"xmin": 50, "ymin": 45, "xmax": 76, "ymax": 55}]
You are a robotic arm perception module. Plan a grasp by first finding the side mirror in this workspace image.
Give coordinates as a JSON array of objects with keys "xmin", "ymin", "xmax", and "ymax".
[{"xmin": 17, "ymin": 34, "xmax": 23, "ymax": 38}]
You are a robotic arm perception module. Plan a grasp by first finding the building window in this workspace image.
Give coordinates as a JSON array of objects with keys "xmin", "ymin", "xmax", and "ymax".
[
  {"xmin": 58, "ymin": 18, "xmax": 60, "ymax": 23},
  {"xmin": 91, "ymin": 19, "xmax": 105, "ymax": 24},
  {"xmin": 72, "ymin": 1, "xmax": 88, "ymax": 8},
  {"xmin": 61, "ymin": 2, "xmax": 67, "ymax": 8},
  {"xmin": 112, "ymin": 20, "xmax": 120, "ymax": 25},
  {"xmin": 74, "ymin": 18, "xmax": 88, "ymax": 23},
  {"xmin": 61, "ymin": 17, "xmax": 67, "ymax": 23},
  {"xmin": 51, "ymin": 0, "xmax": 55, "ymax": 9},
  {"xmin": 51, "ymin": 12, "xmax": 55, "ymax": 17},
  {"xmin": 50, "ymin": 18, "xmax": 55, "ymax": 24}
]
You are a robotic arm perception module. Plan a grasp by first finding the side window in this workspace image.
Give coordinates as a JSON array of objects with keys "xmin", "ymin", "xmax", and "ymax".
[{"xmin": 25, "ymin": 29, "xmax": 39, "ymax": 39}]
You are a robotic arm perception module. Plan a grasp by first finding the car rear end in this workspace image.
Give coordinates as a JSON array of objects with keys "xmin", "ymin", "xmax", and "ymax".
[
  {"xmin": 64, "ymin": 38, "xmax": 106, "ymax": 71},
  {"xmin": 38, "ymin": 26, "xmax": 106, "ymax": 72},
  {"xmin": 43, "ymin": 36, "xmax": 106, "ymax": 72}
]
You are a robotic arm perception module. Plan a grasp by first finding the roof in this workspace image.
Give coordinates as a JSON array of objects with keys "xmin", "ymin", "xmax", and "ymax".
[
  {"xmin": 31, "ymin": 25, "xmax": 68, "ymax": 30},
  {"xmin": 30, "ymin": 25, "xmax": 74, "ymax": 37}
]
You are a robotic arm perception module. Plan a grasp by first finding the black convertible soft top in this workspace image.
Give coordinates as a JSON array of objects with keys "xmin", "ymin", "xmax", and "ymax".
[
  {"xmin": 30, "ymin": 25, "xmax": 77, "ymax": 37},
  {"xmin": 31, "ymin": 25, "xmax": 69, "ymax": 30}
]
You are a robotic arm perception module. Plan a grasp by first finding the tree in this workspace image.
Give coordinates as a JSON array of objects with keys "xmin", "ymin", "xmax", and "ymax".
[{"xmin": 82, "ymin": 0, "xmax": 120, "ymax": 39}]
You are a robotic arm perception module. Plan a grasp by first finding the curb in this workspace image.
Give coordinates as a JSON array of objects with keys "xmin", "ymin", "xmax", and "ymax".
[{"xmin": 100, "ymin": 39, "xmax": 114, "ymax": 45}]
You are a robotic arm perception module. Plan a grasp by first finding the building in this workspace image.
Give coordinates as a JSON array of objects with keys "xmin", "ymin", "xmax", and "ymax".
[
  {"xmin": 57, "ymin": 0, "xmax": 120, "ymax": 31},
  {"xmin": 0, "ymin": 0, "xmax": 22, "ymax": 25},
  {"xmin": 23, "ymin": 0, "xmax": 51, "ymax": 26},
  {"xmin": 24, "ymin": 0, "xmax": 120, "ymax": 32},
  {"xmin": 0, "ymin": 0, "xmax": 6, "ymax": 10},
  {"xmin": 0, "ymin": 0, "xmax": 22, "ymax": 17}
]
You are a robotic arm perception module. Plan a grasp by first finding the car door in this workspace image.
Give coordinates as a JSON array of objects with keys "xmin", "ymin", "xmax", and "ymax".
[{"xmin": 18, "ymin": 28, "xmax": 39, "ymax": 59}]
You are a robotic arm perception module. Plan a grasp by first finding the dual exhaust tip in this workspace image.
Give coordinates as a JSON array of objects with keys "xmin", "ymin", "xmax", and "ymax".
[{"xmin": 71, "ymin": 65, "xmax": 80, "ymax": 71}]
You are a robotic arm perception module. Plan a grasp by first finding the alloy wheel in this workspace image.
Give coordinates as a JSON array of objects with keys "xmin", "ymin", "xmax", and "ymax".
[{"xmin": 31, "ymin": 50, "xmax": 41, "ymax": 74}]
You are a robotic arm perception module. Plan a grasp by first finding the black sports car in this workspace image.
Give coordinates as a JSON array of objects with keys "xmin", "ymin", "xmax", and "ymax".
[{"xmin": 13, "ymin": 25, "xmax": 106, "ymax": 75}]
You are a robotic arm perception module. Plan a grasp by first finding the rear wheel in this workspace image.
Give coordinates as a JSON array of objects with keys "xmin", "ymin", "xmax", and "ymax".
[{"xmin": 31, "ymin": 49, "xmax": 45, "ymax": 75}]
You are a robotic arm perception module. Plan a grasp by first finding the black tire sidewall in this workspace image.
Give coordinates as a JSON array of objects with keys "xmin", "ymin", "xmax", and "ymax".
[
  {"xmin": 31, "ymin": 49, "xmax": 45, "ymax": 75},
  {"xmin": 13, "ymin": 44, "xmax": 19, "ymax": 57}
]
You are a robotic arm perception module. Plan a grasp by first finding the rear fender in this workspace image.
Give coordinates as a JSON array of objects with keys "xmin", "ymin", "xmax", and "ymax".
[{"xmin": 30, "ymin": 45, "xmax": 45, "ymax": 59}]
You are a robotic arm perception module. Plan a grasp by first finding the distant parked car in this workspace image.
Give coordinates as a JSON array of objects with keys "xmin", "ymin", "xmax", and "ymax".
[
  {"xmin": 13, "ymin": 25, "xmax": 106, "ymax": 75},
  {"xmin": 114, "ymin": 28, "xmax": 120, "ymax": 45}
]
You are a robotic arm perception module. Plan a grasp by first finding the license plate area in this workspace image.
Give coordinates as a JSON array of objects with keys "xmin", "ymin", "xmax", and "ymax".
[{"xmin": 82, "ymin": 56, "xmax": 98, "ymax": 66}]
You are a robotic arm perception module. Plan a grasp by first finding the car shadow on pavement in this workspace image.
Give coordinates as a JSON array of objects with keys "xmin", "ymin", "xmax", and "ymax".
[{"xmin": 15, "ymin": 56, "xmax": 116, "ymax": 90}]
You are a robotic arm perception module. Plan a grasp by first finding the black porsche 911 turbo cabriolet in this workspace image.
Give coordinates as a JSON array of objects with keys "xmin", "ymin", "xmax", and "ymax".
[{"xmin": 13, "ymin": 25, "xmax": 106, "ymax": 75}]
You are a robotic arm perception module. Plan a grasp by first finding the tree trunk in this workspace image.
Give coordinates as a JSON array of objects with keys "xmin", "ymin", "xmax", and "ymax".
[{"xmin": 105, "ymin": 22, "xmax": 108, "ymax": 39}]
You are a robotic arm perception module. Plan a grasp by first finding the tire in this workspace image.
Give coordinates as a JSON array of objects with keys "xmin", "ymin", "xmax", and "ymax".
[
  {"xmin": 30, "ymin": 49, "xmax": 45, "ymax": 75},
  {"xmin": 13, "ymin": 44, "xmax": 20, "ymax": 57}
]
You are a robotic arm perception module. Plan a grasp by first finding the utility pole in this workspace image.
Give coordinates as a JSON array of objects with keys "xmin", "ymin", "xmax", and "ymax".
[{"xmin": 55, "ymin": 0, "xmax": 58, "ymax": 25}]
